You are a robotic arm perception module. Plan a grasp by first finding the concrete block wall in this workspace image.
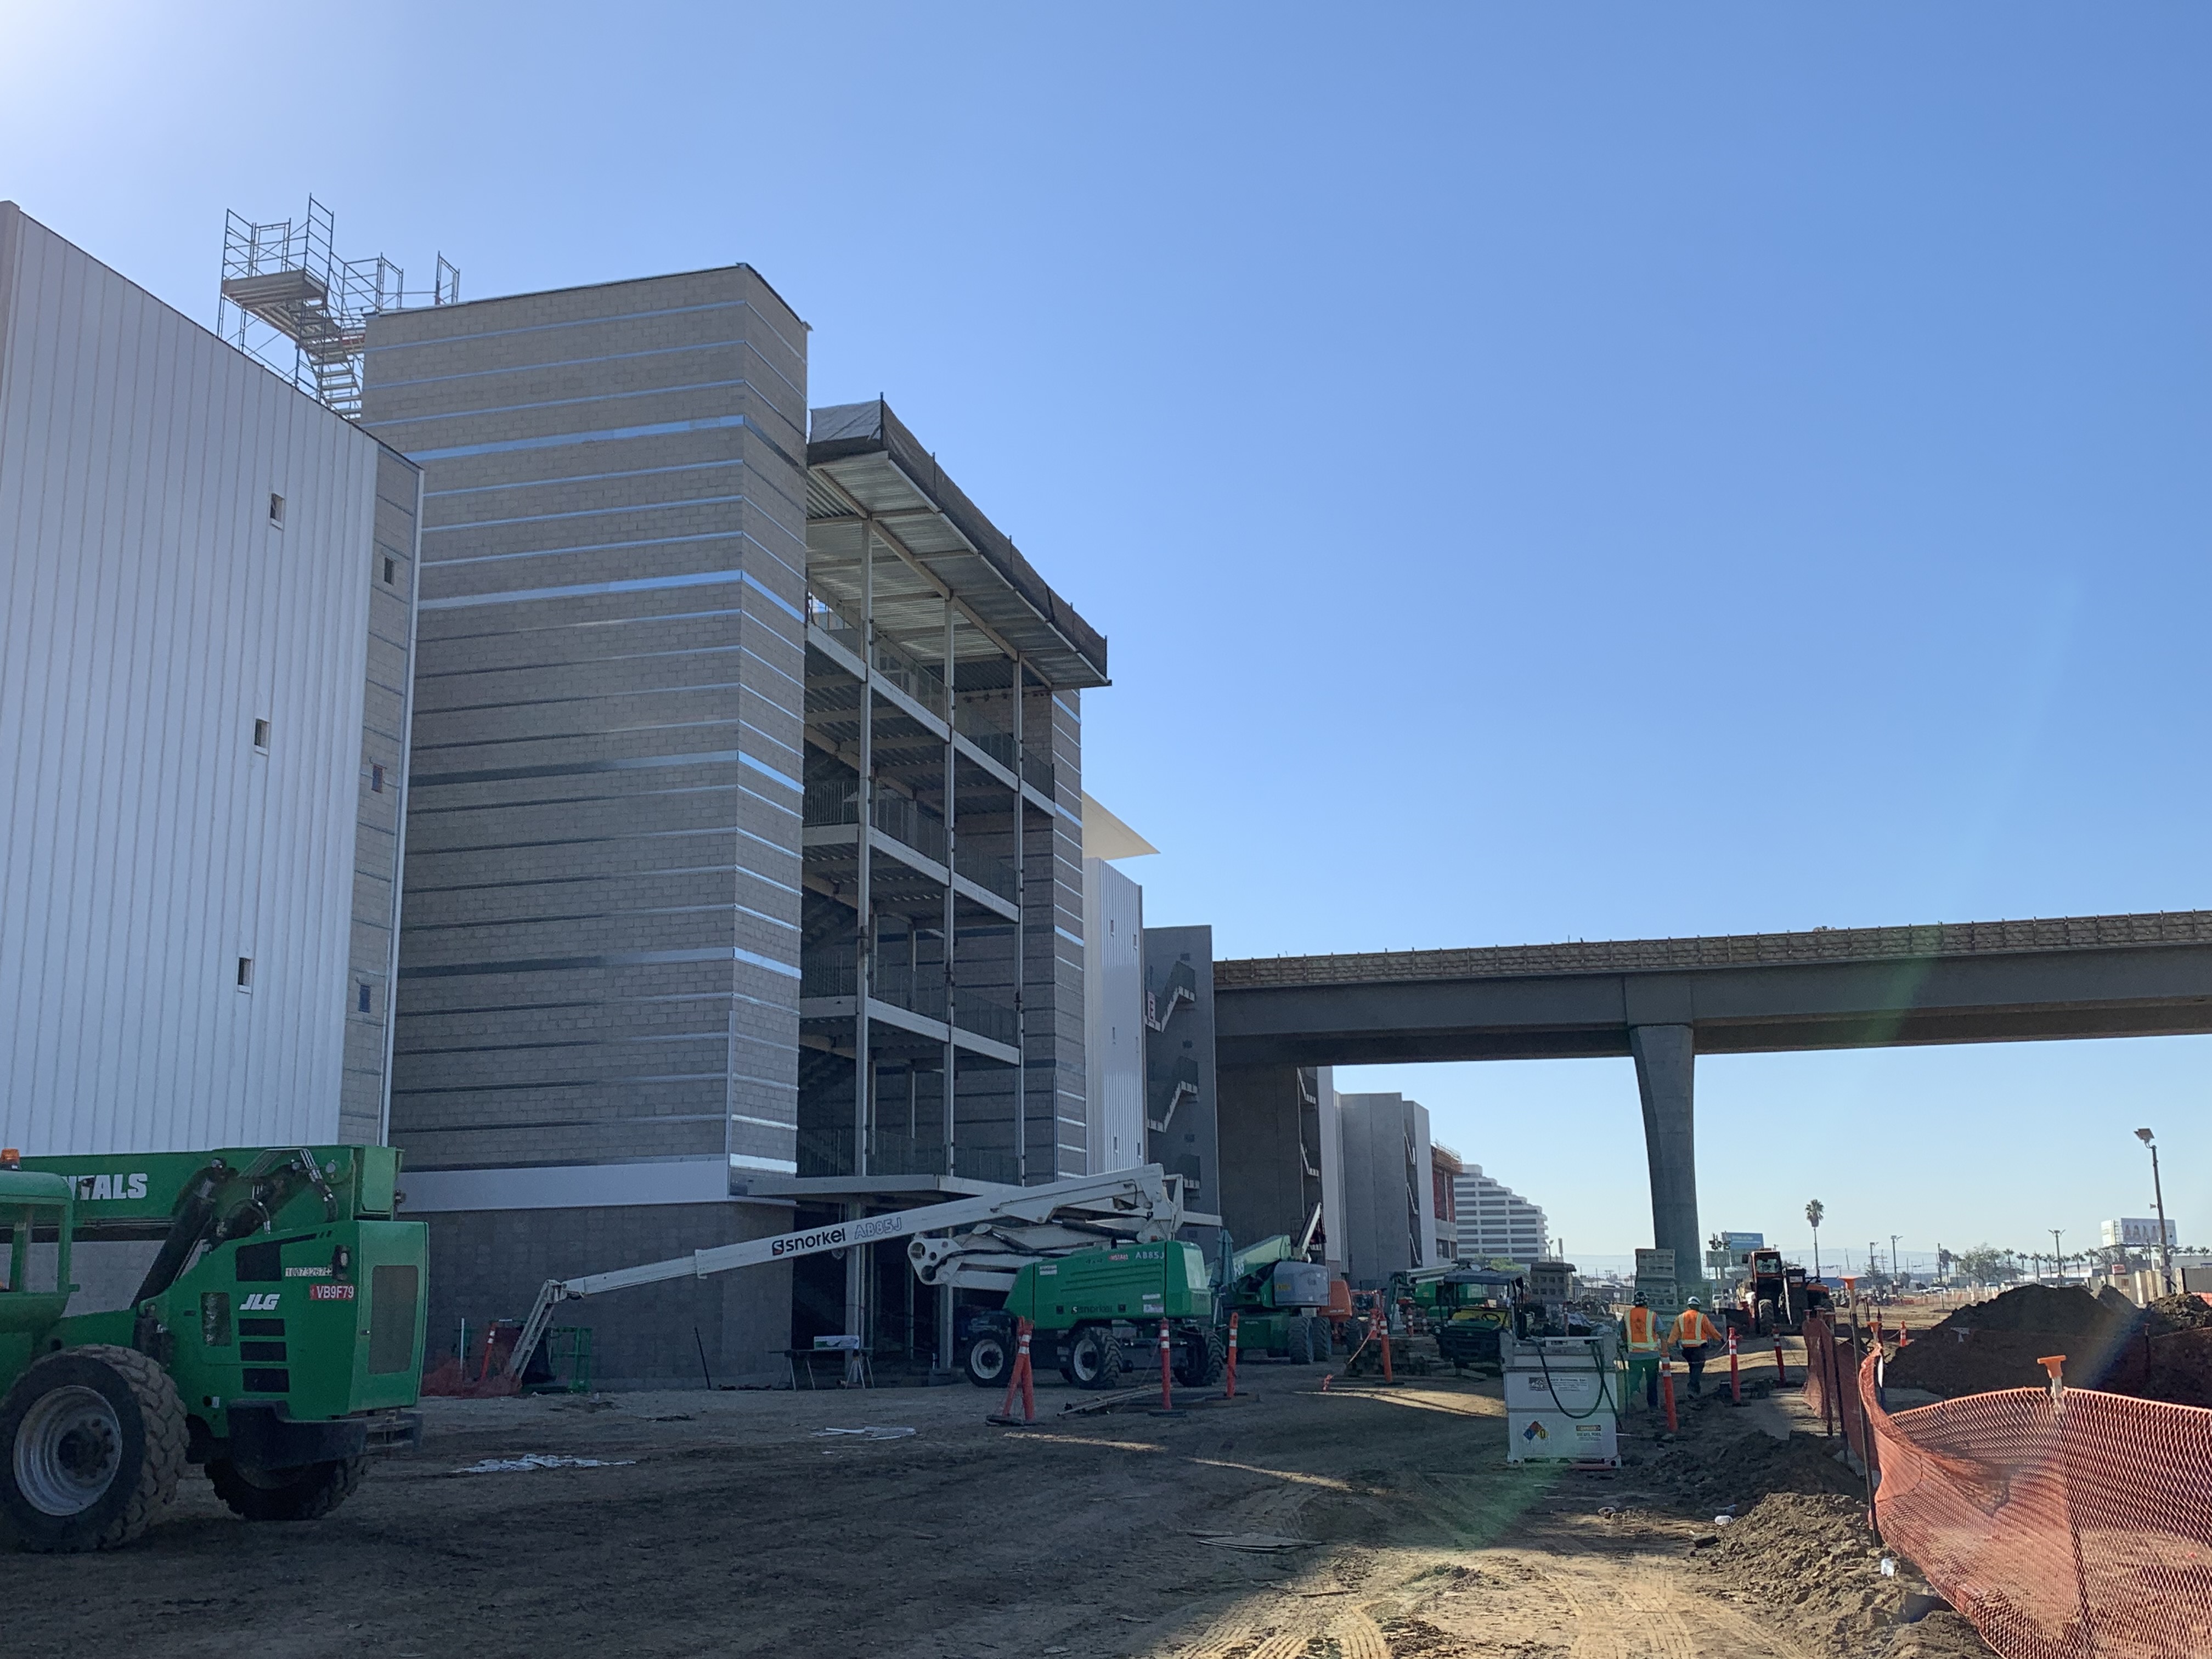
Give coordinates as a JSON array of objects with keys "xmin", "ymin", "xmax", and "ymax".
[
  {"xmin": 1037, "ymin": 686, "xmax": 1087, "ymax": 1178},
  {"xmin": 421, "ymin": 1200, "xmax": 795, "ymax": 1388},
  {"xmin": 362, "ymin": 267, "xmax": 809, "ymax": 1183}
]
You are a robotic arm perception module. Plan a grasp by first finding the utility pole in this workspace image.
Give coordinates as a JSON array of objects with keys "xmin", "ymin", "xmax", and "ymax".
[
  {"xmin": 1891, "ymin": 1234, "xmax": 1902, "ymax": 1282},
  {"xmin": 2137, "ymin": 1128, "xmax": 2176, "ymax": 1297},
  {"xmin": 2050, "ymin": 1229, "xmax": 2064, "ymax": 1285}
]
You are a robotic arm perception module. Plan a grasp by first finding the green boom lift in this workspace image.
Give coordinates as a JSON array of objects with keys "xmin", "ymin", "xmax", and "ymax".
[
  {"xmin": 989, "ymin": 1238, "xmax": 1226, "ymax": 1390},
  {"xmin": 0, "ymin": 1146, "xmax": 427, "ymax": 1552},
  {"xmin": 1221, "ymin": 1234, "xmax": 1333, "ymax": 1364}
]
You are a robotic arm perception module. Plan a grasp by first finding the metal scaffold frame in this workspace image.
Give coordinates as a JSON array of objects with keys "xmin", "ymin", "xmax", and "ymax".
[{"xmin": 216, "ymin": 196, "xmax": 459, "ymax": 420}]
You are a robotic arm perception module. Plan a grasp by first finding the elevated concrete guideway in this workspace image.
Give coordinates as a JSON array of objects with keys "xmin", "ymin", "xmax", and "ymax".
[{"xmin": 1214, "ymin": 911, "xmax": 2212, "ymax": 1286}]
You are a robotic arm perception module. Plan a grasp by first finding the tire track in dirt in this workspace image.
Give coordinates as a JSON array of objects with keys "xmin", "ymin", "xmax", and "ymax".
[{"xmin": 1332, "ymin": 1605, "xmax": 1391, "ymax": 1659}]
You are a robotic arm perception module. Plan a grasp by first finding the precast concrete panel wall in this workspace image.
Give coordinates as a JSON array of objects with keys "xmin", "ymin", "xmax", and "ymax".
[
  {"xmin": 1334, "ymin": 1092, "xmax": 1435, "ymax": 1288},
  {"xmin": 1215, "ymin": 1064, "xmax": 1321, "ymax": 1250},
  {"xmin": 362, "ymin": 267, "xmax": 809, "ymax": 1186},
  {"xmin": 1315, "ymin": 1067, "xmax": 1346, "ymax": 1277},
  {"xmin": 1144, "ymin": 924, "xmax": 1219, "ymax": 1209},
  {"xmin": 1083, "ymin": 856, "xmax": 1143, "ymax": 1172},
  {"xmin": 0, "ymin": 204, "xmax": 405, "ymax": 1154}
]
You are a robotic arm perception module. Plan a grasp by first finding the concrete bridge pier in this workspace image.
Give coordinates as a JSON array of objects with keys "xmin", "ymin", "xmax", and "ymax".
[{"xmin": 1629, "ymin": 1024, "xmax": 1701, "ymax": 1288}]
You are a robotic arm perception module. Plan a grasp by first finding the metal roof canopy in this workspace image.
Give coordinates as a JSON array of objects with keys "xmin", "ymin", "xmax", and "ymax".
[{"xmin": 806, "ymin": 399, "xmax": 1108, "ymax": 691}]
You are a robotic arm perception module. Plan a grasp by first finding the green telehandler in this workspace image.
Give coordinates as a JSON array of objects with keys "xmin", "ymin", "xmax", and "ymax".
[{"xmin": 0, "ymin": 1145, "xmax": 427, "ymax": 1551}]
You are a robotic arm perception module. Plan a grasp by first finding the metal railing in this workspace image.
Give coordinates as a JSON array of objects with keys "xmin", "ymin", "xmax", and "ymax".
[
  {"xmin": 950, "ymin": 984, "xmax": 1018, "ymax": 1048},
  {"xmin": 803, "ymin": 782, "xmax": 1015, "ymax": 902},
  {"xmin": 803, "ymin": 596, "xmax": 951, "ymax": 720},
  {"xmin": 793, "ymin": 1125, "xmax": 1019, "ymax": 1185},
  {"xmin": 799, "ymin": 956, "xmax": 1019, "ymax": 1049},
  {"xmin": 953, "ymin": 841, "xmax": 1017, "ymax": 902},
  {"xmin": 803, "ymin": 783, "xmax": 952, "ymax": 870}
]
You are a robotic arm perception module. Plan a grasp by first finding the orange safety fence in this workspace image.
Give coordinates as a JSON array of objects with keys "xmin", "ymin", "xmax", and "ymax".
[
  {"xmin": 1861, "ymin": 1346, "xmax": 2212, "ymax": 1659},
  {"xmin": 1803, "ymin": 1312, "xmax": 1876, "ymax": 1469}
]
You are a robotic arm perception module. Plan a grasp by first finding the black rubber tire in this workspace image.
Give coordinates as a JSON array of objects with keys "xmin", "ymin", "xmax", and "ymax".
[
  {"xmin": 0, "ymin": 1343, "xmax": 185, "ymax": 1553},
  {"xmin": 1285, "ymin": 1316, "xmax": 1316, "ymax": 1365},
  {"xmin": 963, "ymin": 1331, "xmax": 1011, "ymax": 1389},
  {"xmin": 1067, "ymin": 1325, "xmax": 1124, "ymax": 1390},
  {"xmin": 207, "ymin": 1455, "xmax": 366, "ymax": 1522},
  {"xmin": 1176, "ymin": 1327, "xmax": 1226, "ymax": 1388},
  {"xmin": 1199, "ymin": 1328, "xmax": 1227, "ymax": 1386},
  {"xmin": 1756, "ymin": 1300, "xmax": 1776, "ymax": 1338}
]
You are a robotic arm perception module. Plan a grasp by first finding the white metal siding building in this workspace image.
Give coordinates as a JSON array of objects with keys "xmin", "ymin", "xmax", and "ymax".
[
  {"xmin": 0, "ymin": 203, "xmax": 420, "ymax": 1155},
  {"xmin": 1082, "ymin": 853, "xmax": 1143, "ymax": 1172}
]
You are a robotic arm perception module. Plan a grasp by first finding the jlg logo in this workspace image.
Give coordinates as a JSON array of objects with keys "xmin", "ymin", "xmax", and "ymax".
[{"xmin": 241, "ymin": 1293, "xmax": 280, "ymax": 1313}]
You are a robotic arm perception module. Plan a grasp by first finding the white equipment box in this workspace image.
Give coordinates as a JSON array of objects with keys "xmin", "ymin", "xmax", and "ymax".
[
  {"xmin": 1509, "ymin": 1409, "xmax": 1620, "ymax": 1464},
  {"xmin": 1502, "ymin": 1331, "xmax": 1622, "ymax": 1468}
]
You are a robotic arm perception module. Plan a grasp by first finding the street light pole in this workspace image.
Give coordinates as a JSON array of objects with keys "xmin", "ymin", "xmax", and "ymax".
[
  {"xmin": 2049, "ymin": 1229, "xmax": 2064, "ymax": 1285},
  {"xmin": 2138, "ymin": 1128, "xmax": 2175, "ymax": 1297}
]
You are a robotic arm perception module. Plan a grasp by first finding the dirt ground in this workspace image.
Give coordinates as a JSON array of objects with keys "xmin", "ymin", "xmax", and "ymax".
[{"xmin": 11, "ymin": 1352, "xmax": 1989, "ymax": 1659}]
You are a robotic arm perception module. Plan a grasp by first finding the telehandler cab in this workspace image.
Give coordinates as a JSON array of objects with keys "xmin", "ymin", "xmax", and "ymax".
[{"xmin": 0, "ymin": 1146, "xmax": 427, "ymax": 1551}]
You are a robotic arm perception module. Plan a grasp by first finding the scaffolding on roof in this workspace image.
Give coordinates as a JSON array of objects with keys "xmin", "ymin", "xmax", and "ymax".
[{"xmin": 216, "ymin": 196, "xmax": 458, "ymax": 420}]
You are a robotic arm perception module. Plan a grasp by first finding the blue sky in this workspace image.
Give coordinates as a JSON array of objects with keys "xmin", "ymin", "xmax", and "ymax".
[{"xmin": 7, "ymin": 3, "xmax": 2205, "ymax": 1261}]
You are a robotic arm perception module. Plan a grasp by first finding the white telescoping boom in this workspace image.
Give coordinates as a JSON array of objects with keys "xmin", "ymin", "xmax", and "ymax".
[{"xmin": 503, "ymin": 1164, "xmax": 1190, "ymax": 1379}]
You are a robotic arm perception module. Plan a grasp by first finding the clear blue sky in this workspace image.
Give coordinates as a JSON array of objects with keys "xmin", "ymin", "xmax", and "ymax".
[{"xmin": 7, "ymin": 4, "xmax": 2205, "ymax": 1263}]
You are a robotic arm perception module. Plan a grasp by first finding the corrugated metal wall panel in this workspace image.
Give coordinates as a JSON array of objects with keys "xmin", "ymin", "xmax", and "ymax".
[{"xmin": 0, "ymin": 204, "xmax": 409, "ymax": 1155}]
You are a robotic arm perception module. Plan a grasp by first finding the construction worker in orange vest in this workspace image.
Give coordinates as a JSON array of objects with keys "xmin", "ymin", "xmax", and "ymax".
[
  {"xmin": 1667, "ymin": 1296, "xmax": 1726, "ymax": 1397},
  {"xmin": 1621, "ymin": 1291, "xmax": 1664, "ymax": 1410}
]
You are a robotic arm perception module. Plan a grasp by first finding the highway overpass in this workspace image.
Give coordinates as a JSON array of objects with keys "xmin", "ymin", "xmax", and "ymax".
[{"xmin": 1214, "ymin": 911, "xmax": 2212, "ymax": 1284}]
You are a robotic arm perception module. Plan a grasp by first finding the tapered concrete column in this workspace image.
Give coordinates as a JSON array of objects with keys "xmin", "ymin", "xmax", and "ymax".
[{"xmin": 1629, "ymin": 1024, "xmax": 1700, "ymax": 1282}]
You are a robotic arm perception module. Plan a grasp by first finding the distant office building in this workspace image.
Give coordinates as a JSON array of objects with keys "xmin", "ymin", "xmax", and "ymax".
[
  {"xmin": 1335, "ymin": 1092, "xmax": 1438, "ymax": 1288},
  {"xmin": 1454, "ymin": 1165, "xmax": 1549, "ymax": 1265},
  {"xmin": 1432, "ymin": 1143, "xmax": 1463, "ymax": 1262},
  {"xmin": 0, "ymin": 202, "xmax": 420, "ymax": 1155},
  {"xmin": 2102, "ymin": 1218, "xmax": 2180, "ymax": 1250}
]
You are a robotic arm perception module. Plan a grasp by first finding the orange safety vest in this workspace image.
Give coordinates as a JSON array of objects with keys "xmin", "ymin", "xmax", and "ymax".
[
  {"xmin": 1672, "ymin": 1308, "xmax": 1722, "ymax": 1348},
  {"xmin": 1623, "ymin": 1306, "xmax": 1663, "ymax": 1351}
]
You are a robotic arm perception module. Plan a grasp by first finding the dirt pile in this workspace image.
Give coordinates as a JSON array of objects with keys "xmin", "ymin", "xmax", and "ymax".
[
  {"xmin": 1884, "ymin": 1284, "xmax": 2212, "ymax": 1406},
  {"xmin": 2140, "ymin": 1327, "xmax": 2212, "ymax": 1407},
  {"xmin": 2149, "ymin": 1291, "xmax": 2212, "ymax": 1331},
  {"xmin": 1884, "ymin": 1285, "xmax": 2146, "ymax": 1399},
  {"xmin": 1695, "ymin": 1492, "xmax": 1994, "ymax": 1657},
  {"xmin": 1640, "ymin": 1417, "xmax": 1861, "ymax": 1512}
]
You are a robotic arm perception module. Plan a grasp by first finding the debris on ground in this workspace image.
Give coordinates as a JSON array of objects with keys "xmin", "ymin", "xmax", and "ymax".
[
  {"xmin": 1191, "ymin": 1532, "xmax": 1314, "ymax": 1551},
  {"xmin": 452, "ymin": 1454, "xmax": 639, "ymax": 1474},
  {"xmin": 814, "ymin": 1425, "xmax": 917, "ymax": 1440},
  {"xmin": 1694, "ymin": 1492, "xmax": 1994, "ymax": 1657}
]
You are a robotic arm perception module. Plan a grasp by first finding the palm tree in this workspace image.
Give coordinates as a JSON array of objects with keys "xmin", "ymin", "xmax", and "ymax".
[{"xmin": 1806, "ymin": 1199, "xmax": 1826, "ymax": 1278}]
